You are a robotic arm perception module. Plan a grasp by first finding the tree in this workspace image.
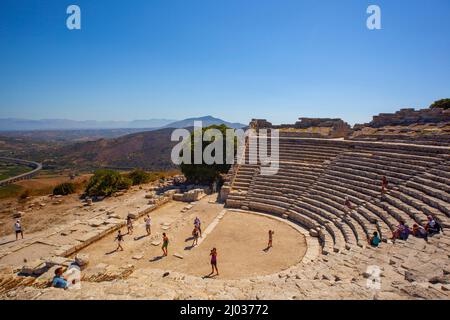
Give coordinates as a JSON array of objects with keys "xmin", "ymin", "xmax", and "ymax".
[
  {"xmin": 85, "ymin": 169, "xmax": 131, "ymax": 197},
  {"xmin": 53, "ymin": 182, "xmax": 76, "ymax": 196},
  {"xmin": 180, "ymin": 124, "xmax": 236, "ymax": 184},
  {"xmin": 127, "ymin": 169, "xmax": 151, "ymax": 186},
  {"xmin": 430, "ymin": 99, "xmax": 450, "ymax": 110}
]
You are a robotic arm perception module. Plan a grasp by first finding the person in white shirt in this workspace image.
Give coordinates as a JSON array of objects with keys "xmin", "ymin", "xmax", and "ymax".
[
  {"xmin": 14, "ymin": 219, "xmax": 23, "ymax": 240},
  {"xmin": 145, "ymin": 215, "xmax": 151, "ymax": 235}
]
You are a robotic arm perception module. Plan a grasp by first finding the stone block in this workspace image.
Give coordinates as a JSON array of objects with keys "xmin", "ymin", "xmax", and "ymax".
[
  {"xmin": 75, "ymin": 253, "xmax": 89, "ymax": 267},
  {"xmin": 45, "ymin": 256, "xmax": 71, "ymax": 268}
]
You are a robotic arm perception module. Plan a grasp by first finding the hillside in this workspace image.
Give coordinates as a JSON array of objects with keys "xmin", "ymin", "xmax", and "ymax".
[
  {"xmin": 0, "ymin": 116, "xmax": 247, "ymax": 172},
  {"xmin": 37, "ymin": 128, "xmax": 180, "ymax": 171}
]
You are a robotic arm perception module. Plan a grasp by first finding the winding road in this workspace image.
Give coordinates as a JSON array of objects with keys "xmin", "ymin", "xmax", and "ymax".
[{"xmin": 0, "ymin": 157, "xmax": 43, "ymax": 187}]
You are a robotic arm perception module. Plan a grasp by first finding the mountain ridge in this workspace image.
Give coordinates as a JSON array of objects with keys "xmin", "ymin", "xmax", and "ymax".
[{"xmin": 0, "ymin": 116, "xmax": 247, "ymax": 131}]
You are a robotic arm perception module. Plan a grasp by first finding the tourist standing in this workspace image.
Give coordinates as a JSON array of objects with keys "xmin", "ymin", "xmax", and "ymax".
[
  {"xmin": 344, "ymin": 197, "xmax": 353, "ymax": 212},
  {"xmin": 194, "ymin": 217, "xmax": 202, "ymax": 237},
  {"xmin": 162, "ymin": 233, "xmax": 169, "ymax": 256},
  {"xmin": 115, "ymin": 230, "xmax": 124, "ymax": 251},
  {"xmin": 14, "ymin": 219, "xmax": 23, "ymax": 240},
  {"xmin": 210, "ymin": 248, "xmax": 219, "ymax": 276},
  {"xmin": 268, "ymin": 230, "xmax": 274, "ymax": 248},
  {"xmin": 127, "ymin": 216, "xmax": 134, "ymax": 235},
  {"xmin": 144, "ymin": 215, "xmax": 152, "ymax": 236},
  {"xmin": 192, "ymin": 226, "xmax": 199, "ymax": 247},
  {"xmin": 381, "ymin": 176, "xmax": 389, "ymax": 194}
]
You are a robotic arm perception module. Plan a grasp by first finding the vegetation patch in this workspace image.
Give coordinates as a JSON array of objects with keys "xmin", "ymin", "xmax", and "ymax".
[
  {"xmin": 85, "ymin": 169, "xmax": 132, "ymax": 197},
  {"xmin": 0, "ymin": 184, "xmax": 24, "ymax": 199},
  {"xmin": 53, "ymin": 182, "xmax": 76, "ymax": 196},
  {"xmin": 430, "ymin": 98, "xmax": 450, "ymax": 110},
  {"xmin": 0, "ymin": 162, "xmax": 32, "ymax": 181}
]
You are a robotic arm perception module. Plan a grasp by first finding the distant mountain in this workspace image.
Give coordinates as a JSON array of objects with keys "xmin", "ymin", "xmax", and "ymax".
[
  {"xmin": 0, "ymin": 118, "xmax": 176, "ymax": 131},
  {"xmin": 0, "ymin": 116, "xmax": 246, "ymax": 131},
  {"xmin": 163, "ymin": 116, "xmax": 246, "ymax": 129},
  {"xmin": 13, "ymin": 117, "xmax": 247, "ymax": 171}
]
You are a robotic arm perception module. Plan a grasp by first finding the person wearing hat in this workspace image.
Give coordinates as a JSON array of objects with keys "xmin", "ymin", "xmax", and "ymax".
[{"xmin": 14, "ymin": 219, "xmax": 23, "ymax": 240}]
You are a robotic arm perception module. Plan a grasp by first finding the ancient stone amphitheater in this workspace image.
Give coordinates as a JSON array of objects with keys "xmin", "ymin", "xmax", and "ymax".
[
  {"xmin": 0, "ymin": 110, "xmax": 449, "ymax": 300},
  {"xmin": 220, "ymin": 118, "xmax": 450, "ymax": 299}
]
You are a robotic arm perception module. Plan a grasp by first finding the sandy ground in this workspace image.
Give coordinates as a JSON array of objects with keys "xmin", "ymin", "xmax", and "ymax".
[
  {"xmin": 79, "ymin": 197, "xmax": 307, "ymax": 280},
  {"xmin": 0, "ymin": 174, "xmax": 92, "ymax": 237},
  {"xmin": 15, "ymin": 174, "xmax": 90, "ymax": 191},
  {"xmin": 0, "ymin": 185, "xmax": 155, "ymax": 261}
]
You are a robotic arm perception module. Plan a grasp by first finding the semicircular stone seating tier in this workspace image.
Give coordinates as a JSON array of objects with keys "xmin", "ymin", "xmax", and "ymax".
[{"xmin": 226, "ymin": 137, "xmax": 450, "ymax": 255}]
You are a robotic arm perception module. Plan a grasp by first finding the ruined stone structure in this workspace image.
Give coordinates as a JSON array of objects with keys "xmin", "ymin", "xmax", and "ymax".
[
  {"xmin": 351, "ymin": 108, "xmax": 450, "ymax": 145},
  {"xmin": 357, "ymin": 108, "xmax": 450, "ymax": 128},
  {"xmin": 249, "ymin": 117, "xmax": 351, "ymax": 138}
]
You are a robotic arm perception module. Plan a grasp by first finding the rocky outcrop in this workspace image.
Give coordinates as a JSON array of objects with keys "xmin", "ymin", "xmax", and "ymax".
[{"xmin": 360, "ymin": 108, "xmax": 450, "ymax": 128}]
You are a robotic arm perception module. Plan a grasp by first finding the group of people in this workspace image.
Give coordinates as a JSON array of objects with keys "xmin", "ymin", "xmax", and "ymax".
[
  {"xmin": 369, "ymin": 215, "xmax": 443, "ymax": 247},
  {"xmin": 391, "ymin": 215, "xmax": 443, "ymax": 242},
  {"xmin": 112, "ymin": 215, "xmax": 219, "ymax": 275}
]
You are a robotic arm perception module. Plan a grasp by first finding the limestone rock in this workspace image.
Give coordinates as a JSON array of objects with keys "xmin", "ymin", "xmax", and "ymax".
[{"xmin": 75, "ymin": 254, "xmax": 89, "ymax": 267}]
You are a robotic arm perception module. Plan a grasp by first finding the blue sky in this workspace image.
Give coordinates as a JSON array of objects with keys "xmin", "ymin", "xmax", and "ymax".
[{"xmin": 0, "ymin": 0, "xmax": 449, "ymax": 125}]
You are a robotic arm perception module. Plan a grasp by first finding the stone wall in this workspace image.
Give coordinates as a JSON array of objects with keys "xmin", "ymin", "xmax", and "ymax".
[
  {"xmin": 248, "ymin": 118, "xmax": 351, "ymax": 138},
  {"xmin": 356, "ymin": 107, "xmax": 450, "ymax": 128}
]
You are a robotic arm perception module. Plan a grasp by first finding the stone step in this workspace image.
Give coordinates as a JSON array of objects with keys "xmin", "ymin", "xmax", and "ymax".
[
  {"xmin": 292, "ymin": 201, "xmax": 348, "ymax": 249},
  {"xmin": 419, "ymin": 171, "xmax": 450, "ymax": 188},
  {"xmin": 397, "ymin": 185, "xmax": 450, "ymax": 217},
  {"xmin": 411, "ymin": 173, "xmax": 450, "ymax": 197},
  {"xmin": 405, "ymin": 180, "xmax": 450, "ymax": 203},
  {"xmin": 307, "ymin": 194, "xmax": 371, "ymax": 243},
  {"xmin": 324, "ymin": 169, "xmax": 383, "ymax": 192},
  {"xmin": 337, "ymin": 155, "xmax": 426, "ymax": 175},
  {"xmin": 318, "ymin": 176, "xmax": 378, "ymax": 199},
  {"xmin": 300, "ymin": 196, "xmax": 365, "ymax": 245},
  {"xmin": 356, "ymin": 205, "xmax": 392, "ymax": 239},
  {"xmin": 334, "ymin": 161, "xmax": 410, "ymax": 183}
]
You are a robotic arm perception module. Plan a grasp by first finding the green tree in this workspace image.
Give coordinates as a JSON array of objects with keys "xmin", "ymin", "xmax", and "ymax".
[
  {"xmin": 127, "ymin": 169, "xmax": 151, "ymax": 185},
  {"xmin": 53, "ymin": 182, "xmax": 76, "ymax": 196},
  {"xmin": 180, "ymin": 124, "xmax": 236, "ymax": 184},
  {"xmin": 430, "ymin": 99, "xmax": 450, "ymax": 110},
  {"xmin": 85, "ymin": 169, "xmax": 131, "ymax": 197}
]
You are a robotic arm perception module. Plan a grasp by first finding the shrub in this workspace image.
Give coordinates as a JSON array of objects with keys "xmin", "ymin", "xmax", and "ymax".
[
  {"xmin": 430, "ymin": 99, "xmax": 450, "ymax": 110},
  {"xmin": 117, "ymin": 176, "xmax": 133, "ymax": 190},
  {"xmin": 18, "ymin": 189, "xmax": 31, "ymax": 200},
  {"xmin": 127, "ymin": 169, "xmax": 151, "ymax": 186},
  {"xmin": 53, "ymin": 182, "xmax": 76, "ymax": 196},
  {"xmin": 85, "ymin": 169, "xmax": 131, "ymax": 197}
]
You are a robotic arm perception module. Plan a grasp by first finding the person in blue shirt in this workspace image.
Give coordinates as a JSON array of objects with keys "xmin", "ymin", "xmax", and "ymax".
[
  {"xmin": 369, "ymin": 231, "xmax": 381, "ymax": 247},
  {"xmin": 52, "ymin": 267, "xmax": 68, "ymax": 289}
]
